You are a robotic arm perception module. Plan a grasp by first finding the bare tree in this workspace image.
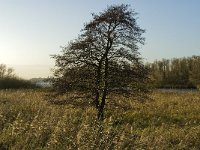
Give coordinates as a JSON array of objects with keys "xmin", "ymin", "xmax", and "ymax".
[
  {"xmin": 52, "ymin": 4, "xmax": 149, "ymax": 120},
  {"xmin": 0, "ymin": 64, "xmax": 6, "ymax": 78},
  {"xmin": 0, "ymin": 64, "xmax": 15, "ymax": 78}
]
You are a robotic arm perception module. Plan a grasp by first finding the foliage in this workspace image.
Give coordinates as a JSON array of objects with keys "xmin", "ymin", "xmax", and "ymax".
[
  {"xmin": 0, "ymin": 77, "xmax": 37, "ymax": 89},
  {"xmin": 147, "ymin": 56, "xmax": 200, "ymax": 89},
  {"xmin": 189, "ymin": 56, "xmax": 200, "ymax": 89},
  {"xmin": 0, "ymin": 90, "xmax": 200, "ymax": 149},
  {"xmin": 0, "ymin": 64, "xmax": 37, "ymax": 89},
  {"xmin": 52, "ymin": 4, "xmax": 149, "ymax": 119}
]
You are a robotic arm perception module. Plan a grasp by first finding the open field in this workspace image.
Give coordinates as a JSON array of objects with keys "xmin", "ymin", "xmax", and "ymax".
[{"xmin": 0, "ymin": 90, "xmax": 200, "ymax": 149}]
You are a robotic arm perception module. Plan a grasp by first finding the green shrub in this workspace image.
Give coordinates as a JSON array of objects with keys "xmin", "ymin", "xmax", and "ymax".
[{"xmin": 0, "ymin": 77, "xmax": 37, "ymax": 89}]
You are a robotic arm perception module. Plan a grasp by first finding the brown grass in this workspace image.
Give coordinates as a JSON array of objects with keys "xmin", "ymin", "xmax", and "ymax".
[{"xmin": 0, "ymin": 89, "xmax": 200, "ymax": 149}]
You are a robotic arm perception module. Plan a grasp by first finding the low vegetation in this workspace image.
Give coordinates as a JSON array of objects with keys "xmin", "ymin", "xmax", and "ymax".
[
  {"xmin": 0, "ymin": 77, "xmax": 37, "ymax": 89},
  {"xmin": 0, "ymin": 89, "xmax": 200, "ymax": 149},
  {"xmin": 0, "ymin": 64, "xmax": 37, "ymax": 89}
]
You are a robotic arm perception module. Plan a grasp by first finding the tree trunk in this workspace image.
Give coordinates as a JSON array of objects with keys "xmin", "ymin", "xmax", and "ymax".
[
  {"xmin": 97, "ymin": 105, "xmax": 104, "ymax": 120},
  {"xmin": 96, "ymin": 26, "xmax": 112, "ymax": 120},
  {"xmin": 94, "ymin": 61, "xmax": 102, "ymax": 109},
  {"xmin": 97, "ymin": 56, "xmax": 109, "ymax": 120}
]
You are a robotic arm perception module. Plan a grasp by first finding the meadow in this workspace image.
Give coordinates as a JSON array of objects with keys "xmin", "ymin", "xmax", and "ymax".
[{"xmin": 0, "ymin": 89, "xmax": 200, "ymax": 149}]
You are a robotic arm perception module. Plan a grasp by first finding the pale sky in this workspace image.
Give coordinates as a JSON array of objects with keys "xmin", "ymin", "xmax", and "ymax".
[{"xmin": 0, "ymin": 0, "xmax": 200, "ymax": 79}]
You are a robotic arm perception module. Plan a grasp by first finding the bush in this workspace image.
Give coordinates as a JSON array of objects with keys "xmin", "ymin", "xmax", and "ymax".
[{"xmin": 0, "ymin": 77, "xmax": 37, "ymax": 89}]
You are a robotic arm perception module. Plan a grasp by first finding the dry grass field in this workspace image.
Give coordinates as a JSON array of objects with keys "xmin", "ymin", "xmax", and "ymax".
[{"xmin": 0, "ymin": 89, "xmax": 200, "ymax": 149}]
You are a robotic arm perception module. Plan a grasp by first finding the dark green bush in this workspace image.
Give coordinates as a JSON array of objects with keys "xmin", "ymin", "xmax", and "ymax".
[{"xmin": 0, "ymin": 77, "xmax": 37, "ymax": 89}]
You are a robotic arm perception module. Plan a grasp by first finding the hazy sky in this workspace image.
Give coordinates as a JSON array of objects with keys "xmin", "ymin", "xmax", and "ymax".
[{"xmin": 0, "ymin": 0, "xmax": 200, "ymax": 79}]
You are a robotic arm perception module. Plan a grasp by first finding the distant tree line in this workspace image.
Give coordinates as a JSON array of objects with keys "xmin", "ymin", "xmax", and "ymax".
[
  {"xmin": 147, "ymin": 56, "xmax": 200, "ymax": 89},
  {"xmin": 0, "ymin": 64, "xmax": 37, "ymax": 89}
]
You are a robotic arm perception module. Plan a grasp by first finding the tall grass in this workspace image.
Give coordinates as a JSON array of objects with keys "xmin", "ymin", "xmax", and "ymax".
[{"xmin": 0, "ymin": 90, "xmax": 200, "ymax": 149}]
